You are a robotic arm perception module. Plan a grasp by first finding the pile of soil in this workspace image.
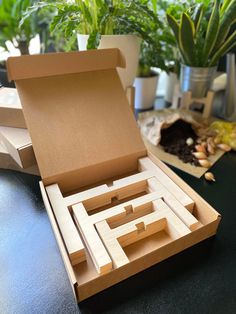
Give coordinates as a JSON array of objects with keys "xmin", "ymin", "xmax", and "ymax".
[{"xmin": 160, "ymin": 119, "xmax": 198, "ymax": 165}]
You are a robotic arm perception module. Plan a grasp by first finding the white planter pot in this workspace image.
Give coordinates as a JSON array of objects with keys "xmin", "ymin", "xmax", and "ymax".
[
  {"xmin": 77, "ymin": 34, "xmax": 140, "ymax": 89},
  {"xmin": 164, "ymin": 72, "xmax": 179, "ymax": 104},
  {"xmin": 134, "ymin": 75, "xmax": 159, "ymax": 110}
]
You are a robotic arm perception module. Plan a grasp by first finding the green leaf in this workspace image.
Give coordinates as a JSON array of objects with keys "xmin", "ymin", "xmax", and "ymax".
[
  {"xmin": 215, "ymin": 0, "xmax": 236, "ymax": 49},
  {"xmin": 202, "ymin": 0, "xmax": 220, "ymax": 65},
  {"xmin": 210, "ymin": 30, "xmax": 236, "ymax": 66},
  {"xmin": 192, "ymin": 3, "xmax": 203, "ymax": 33},
  {"xmin": 179, "ymin": 13, "xmax": 195, "ymax": 65},
  {"xmin": 166, "ymin": 14, "xmax": 180, "ymax": 45},
  {"xmin": 87, "ymin": 30, "xmax": 101, "ymax": 49},
  {"xmin": 221, "ymin": 0, "xmax": 232, "ymax": 14}
]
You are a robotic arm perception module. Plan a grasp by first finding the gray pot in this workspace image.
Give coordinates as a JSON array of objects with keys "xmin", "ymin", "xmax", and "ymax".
[{"xmin": 180, "ymin": 64, "xmax": 217, "ymax": 98}]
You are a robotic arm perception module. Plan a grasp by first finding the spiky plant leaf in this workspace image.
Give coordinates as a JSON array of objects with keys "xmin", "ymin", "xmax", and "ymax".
[
  {"xmin": 166, "ymin": 13, "xmax": 180, "ymax": 45},
  {"xmin": 221, "ymin": 0, "xmax": 233, "ymax": 14},
  {"xmin": 192, "ymin": 3, "xmax": 203, "ymax": 33},
  {"xmin": 202, "ymin": 0, "xmax": 220, "ymax": 65},
  {"xmin": 215, "ymin": 0, "xmax": 236, "ymax": 49},
  {"xmin": 179, "ymin": 13, "xmax": 195, "ymax": 65},
  {"xmin": 210, "ymin": 30, "xmax": 236, "ymax": 66}
]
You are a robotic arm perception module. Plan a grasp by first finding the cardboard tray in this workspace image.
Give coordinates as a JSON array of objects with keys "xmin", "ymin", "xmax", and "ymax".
[
  {"xmin": 0, "ymin": 87, "xmax": 26, "ymax": 128},
  {"xmin": 7, "ymin": 49, "xmax": 221, "ymax": 302}
]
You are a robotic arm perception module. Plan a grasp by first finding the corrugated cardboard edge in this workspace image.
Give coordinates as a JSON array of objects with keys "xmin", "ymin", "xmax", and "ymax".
[
  {"xmin": 40, "ymin": 152, "xmax": 221, "ymax": 301},
  {"xmin": 39, "ymin": 181, "xmax": 78, "ymax": 302}
]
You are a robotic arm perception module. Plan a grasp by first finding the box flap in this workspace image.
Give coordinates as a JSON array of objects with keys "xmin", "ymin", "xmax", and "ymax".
[
  {"xmin": 7, "ymin": 49, "xmax": 146, "ymax": 192},
  {"xmin": 7, "ymin": 49, "xmax": 126, "ymax": 81}
]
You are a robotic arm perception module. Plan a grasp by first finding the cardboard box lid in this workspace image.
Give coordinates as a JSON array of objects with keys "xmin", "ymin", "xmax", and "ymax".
[{"xmin": 7, "ymin": 49, "xmax": 146, "ymax": 192}]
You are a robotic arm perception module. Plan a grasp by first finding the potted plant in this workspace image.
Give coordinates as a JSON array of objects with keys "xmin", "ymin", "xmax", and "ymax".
[
  {"xmin": 0, "ymin": 0, "xmax": 39, "ymax": 86},
  {"xmin": 134, "ymin": 37, "xmax": 169, "ymax": 110},
  {"xmin": 167, "ymin": 0, "xmax": 236, "ymax": 98},
  {"xmin": 25, "ymin": 0, "xmax": 158, "ymax": 89},
  {"xmin": 134, "ymin": 0, "xmax": 174, "ymax": 110}
]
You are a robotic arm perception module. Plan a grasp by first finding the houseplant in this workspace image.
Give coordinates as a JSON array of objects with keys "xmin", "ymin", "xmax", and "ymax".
[
  {"xmin": 167, "ymin": 0, "xmax": 236, "ymax": 98},
  {"xmin": 23, "ymin": 0, "xmax": 158, "ymax": 89},
  {"xmin": 0, "ymin": 0, "xmax": 39, "ymax": 86},
  {"xmin": 134, "ymin": 35, "xmax": 169, "ymax": 110}
]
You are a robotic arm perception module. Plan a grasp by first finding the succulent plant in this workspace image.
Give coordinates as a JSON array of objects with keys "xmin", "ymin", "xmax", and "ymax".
[{"xmin": 167, "ymin": 0, "xmax": 236, "ymax": 67}]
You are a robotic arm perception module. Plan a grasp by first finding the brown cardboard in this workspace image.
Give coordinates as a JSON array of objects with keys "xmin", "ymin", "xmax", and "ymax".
[
  {"xmin": 0, "ymin": 126, "xmax": 36, "ymax": 168},
  {"xmin": 0, "ymin": 87, "xmax": 26, "ymax": 128},
  {"xmin": 8, "ymin": 49, "xmax": 221, "ymax": 302},
  {"xmin": 7, "ymin": 49, "xmax": 146, "ymax": 193},
  {"xmin": 0, "ymin": 143, "xmax": 39, "ymax": 175},
  {"xmin": 40, "ymin": 153, "xmax": 221, "ymax": 301}
]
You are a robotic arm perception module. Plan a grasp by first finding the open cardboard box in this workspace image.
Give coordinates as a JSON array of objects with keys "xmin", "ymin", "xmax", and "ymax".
[
  {"xmin": 7, "ymin": 49, "xmax": 221, "ymax": 302},
  {"xmin": 0, "ymin": 87, "xmax": 26, "ymax": 128}
]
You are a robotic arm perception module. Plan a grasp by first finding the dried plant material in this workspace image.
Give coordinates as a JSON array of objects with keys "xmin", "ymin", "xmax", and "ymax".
[
  {"xmin": 217, "ymin": 143, "xmax": 231, "ymax": 152},
  {"xmin": 192, "ymin": 152, "xmax": 207, "ymax": 159},
  {"xmin": 204, "ymin": 172, "xmax": 216, "ymax": 182},
  {"xmin": 195, "ymin": 144, "xmax": 207, "ymax": 154},
  {"xmin": 186, "ymin": 137, "xmax": 194, "ymax": 146},
  {"xmin": 198, "ymin": 159, "xmax": 212, "ymax": 168}
]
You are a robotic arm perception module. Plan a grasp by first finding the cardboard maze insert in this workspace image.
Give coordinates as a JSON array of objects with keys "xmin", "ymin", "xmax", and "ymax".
[{"xmin": 46, "ymin": 156, "xmax": 209, "ymax": 281}]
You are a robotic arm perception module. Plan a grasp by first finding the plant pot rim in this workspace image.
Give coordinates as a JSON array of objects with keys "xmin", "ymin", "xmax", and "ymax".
[
  {"xmin": 136, "ymin": 73, "xmax": 159, "ymax": 79},
  {"xmin": 181, "ymin": 63, "xmax": 217, "ymax": 70},
  {"xmin": 77, "ymin": 34, "xmax": 139, "ymax": 38}
]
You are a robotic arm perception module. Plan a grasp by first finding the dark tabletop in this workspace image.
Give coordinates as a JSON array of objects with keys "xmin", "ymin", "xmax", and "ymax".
[{"xmin": 0, "ymin": 152, "xmax": 236, "ymax": 314}]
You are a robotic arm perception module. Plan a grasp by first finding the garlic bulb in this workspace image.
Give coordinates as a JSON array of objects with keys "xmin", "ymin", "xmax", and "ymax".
[
  {"xmin": 195, "ymin": 144, "xmax": 207, "ymax": 154},
  {"xmin": 186, "ymin": 137, "xmax": 194, "ymax": 146},
  {"xmin": 192, "ymin": 152, "xmax": 207, "ymax": 159},
  {"xmin": 217, "ymin": 143, "xmax": 231, "ymax": 152},
  {"xmin": 207, "ymin": 143, "xmax": 215, "ymax": 155},
  {"xmin": 204, "ymin": 172, "xmax": 216, "ymax": 182},
  {"xmin": 198, "ymin": 159, "xmax": 212, "ymax": 168}
]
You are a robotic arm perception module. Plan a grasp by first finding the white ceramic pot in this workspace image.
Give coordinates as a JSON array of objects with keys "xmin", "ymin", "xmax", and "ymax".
[
  {"xmin": 134, "ymin": 74, "xmax": 159, "ymax": 110},
  {"xmin": 77, "ymin": 34, "xmax": 140, "ymax": 89},
  {"xmin": 164, "ymin": 72, "xmax": 179, "ymax": 104}
]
